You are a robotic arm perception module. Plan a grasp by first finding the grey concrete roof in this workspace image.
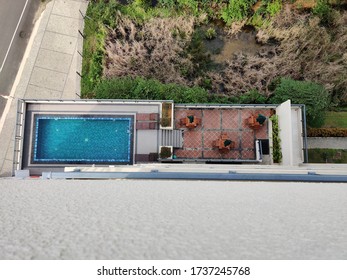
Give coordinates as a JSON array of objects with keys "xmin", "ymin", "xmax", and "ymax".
[{"xmin": 1, "ymin": 179, "xmax": 346, "ymax": 259}]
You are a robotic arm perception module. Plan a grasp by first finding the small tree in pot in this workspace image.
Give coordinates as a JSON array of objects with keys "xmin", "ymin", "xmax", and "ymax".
[
  {"xmin": 160, "ymin": 117, "xmax": 170, "ymax": 127},
  {"xmin": 160, "ymin": 146, "xmax": 172, "ymax": 159}
]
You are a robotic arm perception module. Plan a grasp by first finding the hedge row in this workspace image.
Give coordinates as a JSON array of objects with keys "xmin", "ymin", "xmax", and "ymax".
[
  {"xmin": 94, "ymin": 77, "xmax": 209, "ymax": 103},
  {"xmin": 308, "ymin": 128, "xmax": 347, "ymax": 137},
  {"xmin": 94, "ymin": 76, "xmax": 284, "ymax": 105}
]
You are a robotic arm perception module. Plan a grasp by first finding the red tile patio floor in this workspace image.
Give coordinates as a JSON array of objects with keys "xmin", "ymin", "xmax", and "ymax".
[{"xmin": 174, "ymin": 107, "xmax": 272, "ymax": 160}]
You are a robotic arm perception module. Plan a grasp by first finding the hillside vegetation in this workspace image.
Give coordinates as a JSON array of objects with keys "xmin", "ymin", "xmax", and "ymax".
[{"xmin": 82, "ymin": 0, "xmax": 347, "ymax": 126}]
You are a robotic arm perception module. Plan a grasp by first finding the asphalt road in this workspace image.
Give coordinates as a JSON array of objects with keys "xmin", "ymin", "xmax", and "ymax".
[{"xmin": 0, "ymin": 0, "xmax": 40, "ymax": 118}]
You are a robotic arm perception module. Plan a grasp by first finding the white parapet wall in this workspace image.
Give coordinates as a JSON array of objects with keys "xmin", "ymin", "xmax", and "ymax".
[
  {"xmin": 276, "ymin": 100, "xmax": 293, "ymax": 166},
  {"xmin": 291, "ymin": 106, "xmax": 304, "ymax": 165}
]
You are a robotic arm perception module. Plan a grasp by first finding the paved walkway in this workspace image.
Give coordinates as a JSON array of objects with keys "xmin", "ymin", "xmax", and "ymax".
[
  {"xmin": 0, "ymin": 0, "xmax": 88, "ymax": 177},
  {"xmin": 308, "ymin": 137, "xmax": 347, "ymax": 149}
]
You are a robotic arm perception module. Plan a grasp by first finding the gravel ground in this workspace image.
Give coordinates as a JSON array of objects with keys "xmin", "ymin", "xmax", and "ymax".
[{"xmin": 0, "ymin": 179, "xmax": 346, "ymax": 259}]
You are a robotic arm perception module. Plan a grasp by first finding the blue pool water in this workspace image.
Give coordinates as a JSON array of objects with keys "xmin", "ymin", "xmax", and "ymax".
[{"xmin": 33, "ymin": 115, "xmax": 133, "ymax": 164}]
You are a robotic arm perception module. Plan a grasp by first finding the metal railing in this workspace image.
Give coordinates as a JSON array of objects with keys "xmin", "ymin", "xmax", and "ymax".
[{"xmin": 12, "ymin": 99, "xmax": 26, "ymax": 175}]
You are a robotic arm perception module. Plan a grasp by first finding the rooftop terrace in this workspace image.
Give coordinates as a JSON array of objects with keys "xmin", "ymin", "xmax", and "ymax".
[
  {"xmin": 14, "ymin": 99, "xmax": 306, "ymax": 176},
  {"xmin": 173, "ymin": 106, "xmax": 272, "ymax": 161}
]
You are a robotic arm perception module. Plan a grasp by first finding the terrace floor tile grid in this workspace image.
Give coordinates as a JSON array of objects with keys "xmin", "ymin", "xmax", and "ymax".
[
  {"xmin": 174, "ymin": 107, "xmax": 271, "ymax": 160},
  {"xmin": 182, "ymin": 131, "xmax": 202, "ymax": 149},
  {"xmin": 222, "ymin": 109, "xmax": 239, "ymax": 129},
  {"xmin": 174, "ymin": 109, "xmax": 203, "ymax": 129},
  {"xmin": 203, "ymin": 109, "xmax": 221, "ymax": 130},
  {"xmin": 202, "ymin": 130, "xmax": 223, "ymax": 149}
]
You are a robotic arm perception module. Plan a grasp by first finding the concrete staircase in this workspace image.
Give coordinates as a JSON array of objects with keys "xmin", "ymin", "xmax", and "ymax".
[{"xmin": 159, "ymin": 129, "xmax": 183, "ymax": 148}]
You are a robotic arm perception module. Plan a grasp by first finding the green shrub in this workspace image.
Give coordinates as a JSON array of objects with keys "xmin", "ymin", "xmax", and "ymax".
[
  {"xmin": 94, "ymin": 77, "xmax": 210, "ymax": 103},
  {"xmin": 119, "ymin": 0, "xmax": 158, "ymax": 23},
  {"xmin": 93, "ymin": 77, "xmax": 136, "ymax": 99},
  {"xmin": 132, "ymin": 78, "xmax": 165, "ymax": 99},
  {"xmin": 160, "ymin": 146, "xmax": 172, "ymax": 158},
  {"xmin": 160, "ymin": 117, "xmax": 171, "ymax": 127},
  {"xmin": 205, "ymin": 27, "xmax": 217, "ymax": 40},
  {"xmin": 308, "ymin": 148, "xmax": 347, "ymax": 164},
  {"xmin": 270, "ymin": 115, "xmax": 282, "ymax": 163},
  {"xmin": 81, "ymin": 0, "xmax": 120, "ymax": 96},
  {"xmin": 185, "ymin": 29, "xmax": 212, "ymax": 78},
  {"xmin": 158, "ymin": 0, "xmax": 176, "ymax": 9},
  {"xmin": 220, "ymin": 0, "xmax": 257, "ymax": 25},
  {"xmin": 158, "ymin": 0, "xmax": 212, "ymax": 18},
  {"xmin": 313, "ymin": 0, "xmax": 334, "ymax": 26},
  {"xmin": 307, "ymin": 128, "xmax": 347, "ymax": 137},
  {"xmin": 249, "ymin": 13, "xmax": 263, "ymax": 28},
  {"xmin": 178, "ymin": 0, "xmax": 199, "ymax": 16},
  {"xmin": 239, "ymin": 89, "xmax": 267, "ymax": 104},
  {"xmin": 208, "ymin": 94, "xmax": 232, "ymax": 104},
  {"xmin": 247, "ymin": 0, "xmax": 281, "ymax": 27},
  {"xmin": 269, "ymin": 78, "xmax": 330, "ymax": 128},
  {"xmin": 264, "ymin": 0, "xmax": 282, "ymax": 17}
]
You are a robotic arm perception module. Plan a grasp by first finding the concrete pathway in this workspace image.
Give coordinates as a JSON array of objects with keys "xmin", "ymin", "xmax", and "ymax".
[
  {"xmin": 308, "ymin": 137, "xmax": 347, "ymax": 149},
  {"xmin": 0, "ymin": 0, "xmax": 88, "ymax": 176}
]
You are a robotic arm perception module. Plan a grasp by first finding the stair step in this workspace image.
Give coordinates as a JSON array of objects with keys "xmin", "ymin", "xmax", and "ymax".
[{"xmin": 159, "ymin": 129, "xmax": 183, "ymax": 148}]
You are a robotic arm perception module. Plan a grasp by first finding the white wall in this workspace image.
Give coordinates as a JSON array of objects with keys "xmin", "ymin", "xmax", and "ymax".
[
  {"xmin": 291, "ymin": 107, "xmax": 304, "ymax": 165},
  {"xmin": 276, "ymin": 100, "xmax": 293, "ymax": 165}
]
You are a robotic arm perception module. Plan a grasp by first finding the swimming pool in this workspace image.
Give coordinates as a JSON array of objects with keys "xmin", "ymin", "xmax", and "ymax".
[{"xmin": 32, "ymin": 114, "xmax": 134, "ymax": 164}]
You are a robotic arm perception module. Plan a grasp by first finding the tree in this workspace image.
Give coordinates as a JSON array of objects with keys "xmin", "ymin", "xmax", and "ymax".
[{"xmin": 269, "ymin": 78, "xmax": 330, "ymax": 127}]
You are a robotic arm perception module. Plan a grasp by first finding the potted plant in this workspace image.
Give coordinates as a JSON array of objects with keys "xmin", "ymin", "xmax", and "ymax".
[
  {"xmin": 160, "ymin": 117, "xmax": 170, "ymax": 127},
  {"xmin": 159, "ymin": 146, "xmax": 173, "ymax": 159},
  {"xmin": 256, "ymin": 114, "xmax": 267, "ymax": 125},
  {"xmin": 160, "ymin": 102, "xmax": 173, "ymax": 129}
]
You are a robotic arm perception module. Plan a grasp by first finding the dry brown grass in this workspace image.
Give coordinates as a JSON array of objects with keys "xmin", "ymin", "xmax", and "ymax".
[
  {"xmin": 206, "ymin": 50, "xmax": 277, "ymax": 96},
  {"xmin": 103, "ymin": 8, "xmax": 347, "ymax": 103},
  {"xmin": 208, "ymin": 8, "xmax": 347, "ymax": 101},
  {"xmin": 263, "ymin": 9, "xmax": 347, "ymax": 102},
  {"xmin": 104, "ymin": 14, "xmax": 195, "ymax": 85}
]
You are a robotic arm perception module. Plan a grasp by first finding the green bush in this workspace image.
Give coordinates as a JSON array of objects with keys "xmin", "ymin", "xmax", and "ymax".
[
  {"xmin": 158, "ymin": 0, "xmax": 217, "ymax": 19},
  {"xmin": 92, "ymin": 77, "xmax": 134, "ymax": 99},
  {"xmin": 269, "ymin": 78, "xmax": 330, "ymax": 128},
  {"xmin": 313, "ymin": 0, "xmax": 334, "ymax": 26},
  {"xmin": 184, "ymin": 29, "xmax": 212, "ymax": 78},
  {"xmin": 208, "ymin": 94, "xmax": 232, "ymax": 104},
  {"xmin": 270, "ymin": 115, "xmax": 282, "ymax": 163},
  {"xmin": 239, "ymin": 89, "xmax": 267, "ymax": 104},
  {"xmin": 220, "ymin": 0, "xmax": 257, "ymax": 25},
  {"xmin": 249, "ymin": 13, "xmax": 263, "ymax": 28},
  {"xmin": 160, "ymin": 117, "xmax": 171, "ymax": 127},
  {"xmin": 178, "ymin": 0, "xmax": 199, "ymax": 16},
  {"xmin": 205, "ymin": 27, "xmax": 217, "ymax": 40},
  {"xmin": 308, "ymin": 148, "xmax": 347, "ymax": 164},
  {"xmin": 247, "ymin": 0, "xmax": 281, "ymax": 27},
  {"xmin": 307, "ymin": 128, "xmax": 347, "ymax": 137},
  {"xmin": 160, "ymin": 146, "xmax": 172, "ymax": 159},
  {"xmin": 119, "ymin": 0, "xmax": 160, "ymax": 23},
  {"xmin": 82, "ymin": 0, "xmax": 120, "ymax": 96},
  {"xmin": 267, "ymin": 0, "xmax": 281, "ymax": 16},
  {"xmin": 94, "ymin": 77, "xmax": 210, "ymax": 103},
  {"xmin": 158, "ymin": 0, "xmax": 176, "ymax": 9}
]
